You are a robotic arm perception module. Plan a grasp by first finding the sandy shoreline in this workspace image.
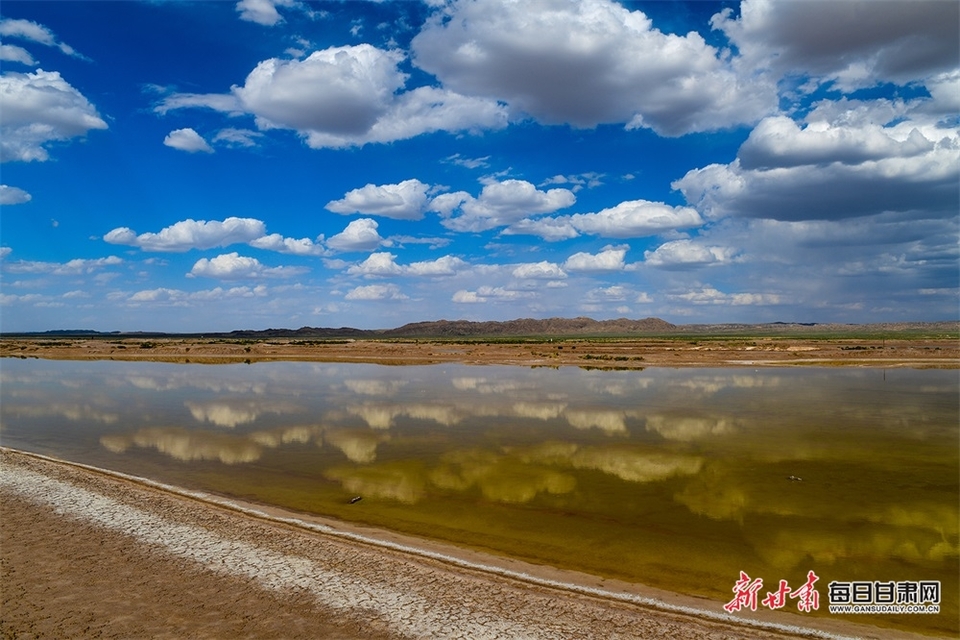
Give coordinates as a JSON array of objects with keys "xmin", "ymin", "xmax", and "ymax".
[{"xmin": 1, "ymin": 448, "xmax": 939, "ymax": 640}]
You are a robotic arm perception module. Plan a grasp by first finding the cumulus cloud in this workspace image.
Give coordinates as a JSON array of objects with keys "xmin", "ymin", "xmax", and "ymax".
[
  {"xmin": 158, "ymin": 44, "xmax": 508, "ymax": 148},
  {"xmin": 347, "ymin": 252, "xmax": 403, "ymax": 277},
  {"xmin": 569, "ymin": 200, "xmax": 703, "ymax": 239},
  {"xmin": 737, "ymin": 115, "xmax": 938, "ymax": 170},
  {"xmin": 344, "ymin": 283, "xmax": 408, "ymax": 301},
  {"xmin": 238, "ymin": 45, "xmax": 405, "ymax": 135},
  {"xmin": 430, "ymin": 179, "xmax": 576, "ymax": 232},
  {"xmin": 675, "ymin": 107, "xmax": 959, "ymax": 222},
  {"xmin": 504, "ymin": 199, "xmax": 703, "ymax": 240},
  {"xmin": 347, "ymin": 252, "xmax": 468, "ymax": 277},
  {"xmin": 104, "ymin": 217, "xmax": 267, "ymax": 252},
  {"xmin": 512, "ymin": 261, "xmax": 566, "ymax": 280},
  {"xmin": 248, "ymin": 233, "xmax": 326, "ymax": 256},
  {"xmin": 406, "ymin": 255, "xmax": 468, "ymax": 276},
  {"xmin": 411, "ymin": 0, "xmax": 774, "ymax": 135},
  {"xmin": 562, "ymin": 246, "xmax": 627, "ymax": 273},
  {"xmin": 188, "ymin": 252, "xmax": 303, "ymax": 280},
  {"xmin": 235, "ymin": 0, "xmax": 295, "ymax": 26},
  {"xmin": 306, "ymin": 85, "xmax": 507, "ymax": 149},
  {"xmin": 0, "ymin": 185, "xmax": 31, "ymax": 205},
  {"xmin": 713, "ymin": 0, "xmax": 959, "ymax": 92},
  {"xmin": 0, "ymin": 70, "xmax": 107, "ymax": 162},
  {"xmin": 325, "ymin": 218, "xmax": 383, "ymax": 253},
  {"xmin": 503, "ymin": 217, "xmax": 580, "ymax": 242},
  {"xmin": 163, "ymin": 128, "xmax": 214, "ymax": 153},
  {"xmin": 326, "ymin": 179, "xmax": 431, "ymax": 220},
  {"xmin": 644, "ymin": 239, "xmax": 738, "ymax": 269}
]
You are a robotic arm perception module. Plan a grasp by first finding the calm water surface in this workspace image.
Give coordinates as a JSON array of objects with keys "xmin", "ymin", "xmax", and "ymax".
[{"xmin": 1, "ymin": 359, "xmax": 957, "ymax": 635}]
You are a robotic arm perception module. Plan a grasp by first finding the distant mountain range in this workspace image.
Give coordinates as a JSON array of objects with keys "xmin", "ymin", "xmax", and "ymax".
[{"xmin": 4, "ymin": 317, "xmax": 957, "ymax": 339}]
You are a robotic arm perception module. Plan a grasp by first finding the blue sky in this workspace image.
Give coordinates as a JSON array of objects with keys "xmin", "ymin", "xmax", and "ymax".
[{"xmin": 1, "ymin": 0, "xmax": 957, "ymax": 332}]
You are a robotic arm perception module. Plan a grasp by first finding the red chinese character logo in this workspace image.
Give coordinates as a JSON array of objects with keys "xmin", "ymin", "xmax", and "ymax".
[
  {"xmin": 762, "ymin": 579, "xmax": 792, "ymax": 610},
  {"xmin": 724, "ymin": 571, "xmax": 764, "ymax": 612},
  {"xmin": 789, "ymin": 570, "xmax": 821, "ymax": 612}
]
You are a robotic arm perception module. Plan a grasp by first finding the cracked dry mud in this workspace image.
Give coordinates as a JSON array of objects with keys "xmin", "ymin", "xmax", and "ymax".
[{"xmin": 0, "ymin": 450, "xmax": 924, "ymax": 639}]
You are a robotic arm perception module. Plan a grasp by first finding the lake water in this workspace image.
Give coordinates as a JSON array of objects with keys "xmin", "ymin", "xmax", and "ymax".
[{"xmin": 1, "ymin": 358, "xmax": 957, "ymax": 635}]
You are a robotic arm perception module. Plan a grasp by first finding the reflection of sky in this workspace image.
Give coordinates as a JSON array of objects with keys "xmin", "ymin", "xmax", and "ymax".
[{"xmin": 2, "ymin": 359, "xmax": 957, "ymax": 596}]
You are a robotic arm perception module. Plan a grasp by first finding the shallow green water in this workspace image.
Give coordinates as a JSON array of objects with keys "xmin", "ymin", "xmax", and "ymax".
[{"xmin": 1, "ymin": 359, "xmax": 956, "ymax": 635}]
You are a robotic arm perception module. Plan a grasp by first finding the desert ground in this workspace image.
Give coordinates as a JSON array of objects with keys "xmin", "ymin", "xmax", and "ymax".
[
  {"xmin": 1, "ymin": 336, "xmax": 956, "ymax": 638},
  {"xmin": 1, "ymin": 334, "xmax": 958, "ymax": 368}
]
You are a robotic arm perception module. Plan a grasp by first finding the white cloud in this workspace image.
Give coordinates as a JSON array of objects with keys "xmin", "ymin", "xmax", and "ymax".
[
  {"xmin": 321, "ymin": 85, "xmax": 507, "ymax": 148},
  {"xmin": 431, "ymin": 179, "xmax": 576, "ymax": 232},
  {"xmin": 0, "ymin": 44, "xmax": 35, "ymax": 65},
  {"xmin": 569, "ymin": 200, "xmax": 703, "ymax": 239},
  {"xmin": 675, "ymin": 106, "xmax": 959, "ymax": 222},
  {"xmin": 163, "ymin": 128, "xmax": 214, "ymax": 153},
  {"xmin": 446, "ymin": 154, "xmax": 490, "ymax": 169},
  {"xmin": 452, "ymin": 289, "xmax": 483, "ymax": 303},
  {"xmin": 344, "ymin": 283, "xmax": 408, "ymax": 300},
  {"xmin": 104, "ymin": 217, "xmax": 267, "ymax": 252},
  {"xmin": 155, "ymin": 92, "xmax": 243, "ymax": 115},
  {"xmin": 406, "ymin": 255, "xmax": 468, "ymax": 276},
  {"xmin": 737, "ymin": 115, "xmax": 937, "ymax": 170},
  {"xmin": 0, "ymin": 185, "xmax": 31, "ymax": 205},
  {"xmin": 213, "ymin": 127, "xmax": 263, "ymax": 147},
  {"xmin": 248, "ymin": 233, "xmax": 326, "ymax": 256},
  {"xmin": 644, "ymin": 239, "xmax": 738, "ymax": 269},
  {"xmin": 512, "ymin": 261, "xmax": 566, "ymax": 280},
  {"xmin": 563, "ymin": 246, "xmax": 627, "ymax": 273},
  {"xmin": 503, "ymin": 217, "xmax": 579, "ymax": 242},
  {"xmin": 347, "ymin": 252, "xmax": 403, "ymax": 277},
  {"xmin": 325, "ymin": 218, "xmax": 383, "ymax": 253},
  {"xmin": 0, "ymin": 18, "xmax": 84, "ymax": 59},
  {"xmin": 713, "ymin": 0, "xmax": 959, "ymax": 92},
  {"xmin": 670, "ymin": 286, "xmax": 782, "ymax": 307},
  {"xmin": 539, "ymin": 173, "xmax": 604, "ymax": 192},
  {"xmin": 3, "ymin": 256, "xmax": 122, "ymax": 275},
  {"xmin": 235, "ymin": 0, "xmax": 295, "ymax": 26},
  {"xmin": 127, "ymin": 285, "xmax": 269, "ymax": 305},
  {"xmin": 347, "ymin": 252, "xmax": 468, "ymax": 277},
  {"xmin": 412, "ymin": 0, "xmax": 774, "ymax": 135},
  {"xmin": 452, "ymin": 285, "xmax": 532, "ymax": 304},
  {"xmin": 326, "ymin": 179, "xmax": 431, "ymax": 220},
  {"xmin": 238, "ymin": 45, "xmax": 404, "ymax": 135},
  {"xmin": 505, "ymin": 199, "xmax": 703, "ymax": 241},
  {"xmin": 188, "ymin": 252, "xmax": 303, "ymax": 280},
  {"xmin": 157, "ymin": 44, "xmax": 508, "ymax": 148},
  {"xmin": 0, "ymin": 70, "xmax": 107, "ymax": 162}
]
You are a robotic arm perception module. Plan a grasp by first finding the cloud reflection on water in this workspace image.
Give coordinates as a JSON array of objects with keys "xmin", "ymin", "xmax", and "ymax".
[{"xmin": 3, "ymin": 359, "xmax": 955, "ymax": 603}]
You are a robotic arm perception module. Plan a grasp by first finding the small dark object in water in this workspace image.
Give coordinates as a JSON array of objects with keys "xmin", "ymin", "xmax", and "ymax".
[
  {"xmin": 350, "ymin": 496, "xmax": 363, "ymax": 504},
  {"xmin": 787, "ymin": 475, "xmax": 803, "ymax": 482}
]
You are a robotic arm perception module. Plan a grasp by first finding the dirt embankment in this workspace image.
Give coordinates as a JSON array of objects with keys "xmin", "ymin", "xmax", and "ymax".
[{"xmin": 2, "ymin": 336, "xmax": 958, "ymax": 368}]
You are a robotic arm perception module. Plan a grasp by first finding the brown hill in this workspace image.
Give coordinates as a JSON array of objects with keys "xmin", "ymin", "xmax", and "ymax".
[{"xmin": 380, "ymin": 317, "xmax": 675, "ymax": 338}]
